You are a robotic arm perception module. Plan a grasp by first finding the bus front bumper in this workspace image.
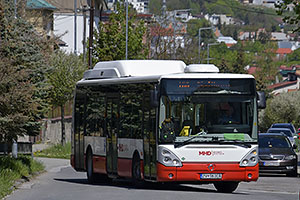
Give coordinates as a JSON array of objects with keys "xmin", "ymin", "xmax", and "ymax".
[{"xmin": 156, "ymin": 162, "xmax": 258, "ymax": 182}]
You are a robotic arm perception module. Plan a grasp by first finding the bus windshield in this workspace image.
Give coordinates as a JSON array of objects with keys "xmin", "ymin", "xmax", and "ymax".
[{"xmin": 159, "ymin": 78, "xmax": 257, "ymax": 146}]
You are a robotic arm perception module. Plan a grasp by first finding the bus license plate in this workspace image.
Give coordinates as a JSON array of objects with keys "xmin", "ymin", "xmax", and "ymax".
[
  {"xmin": 263, "ymin": 161, "xmax": 280, "ymax": 166},
  {"xmin": 200, "ymin": 173, "xmax": 222, "ymax": 179}
]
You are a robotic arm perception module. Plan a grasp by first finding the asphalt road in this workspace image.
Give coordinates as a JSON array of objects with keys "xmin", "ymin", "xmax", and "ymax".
[{"xmin": 4, "ymin": 157, "xmax": 300, "ymax": 200}]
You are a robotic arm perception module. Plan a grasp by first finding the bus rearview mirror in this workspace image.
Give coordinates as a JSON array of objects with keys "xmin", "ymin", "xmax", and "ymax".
[
  {"xmin": 257, "ymin": 91, "xmax": 266, "ymax": 109},
  {"xmin": 150, "ymin": 89, "xmax": 159, "ymax": 108}
]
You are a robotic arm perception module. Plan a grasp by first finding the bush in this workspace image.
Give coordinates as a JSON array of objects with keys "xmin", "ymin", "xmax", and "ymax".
[
  {"xmin": 259, "ymin": 91, "xmax": 300, "ymax": 132},
  {"xmin": 0, "ymin": 155, "xmax": 44, "ymax": 198},
  {"xmin": 34, "ymin": 142, "xmax": 71, "ymax": 159}
]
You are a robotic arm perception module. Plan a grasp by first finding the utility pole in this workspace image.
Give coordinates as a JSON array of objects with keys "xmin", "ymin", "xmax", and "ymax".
[
  {"xmin": 83, "ymin": 5, "xmax": 88, "ymax": 64},
  {"xmin": 198, "ymin": 26, "xmax": 213, "ymax": 63},
  {"xmin": 125, "ymin": 0, "xmax": 128, "ymax": 60},
  {"xmin": 89, "ymin": 0, "xmax": 95, "ymax": 69},
  {"xmin": 74, "ymin": 0, "xmax": 77, "ymax": 54}
]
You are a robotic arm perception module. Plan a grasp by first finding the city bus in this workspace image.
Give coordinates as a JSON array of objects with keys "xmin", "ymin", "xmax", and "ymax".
[{"xmin": 71, "ymin": 60, "xmax": 266, "ymax": 193}]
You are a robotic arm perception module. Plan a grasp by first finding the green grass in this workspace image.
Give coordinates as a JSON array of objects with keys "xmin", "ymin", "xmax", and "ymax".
[
  {"xmin": 34, "ymin": 142, "xmax": 71, "ymax": 159},
  {"xmin": 0, "ymin": 155, "xmax": 44, "ymax": 199}
]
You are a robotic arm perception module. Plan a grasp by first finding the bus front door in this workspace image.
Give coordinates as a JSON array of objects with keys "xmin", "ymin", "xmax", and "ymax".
[{"xmin": 106, "ymin": 97, "xmax": 119, "ymax": 175}]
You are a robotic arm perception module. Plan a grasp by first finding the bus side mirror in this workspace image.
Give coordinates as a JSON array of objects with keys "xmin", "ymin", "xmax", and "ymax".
[
  {"xmin": 150, "ymin": 89, "xmax": 159, "ymax": 108},
  {"xmin": 257, "ymin": 91, "xmax": 266, "ymax": 109}
]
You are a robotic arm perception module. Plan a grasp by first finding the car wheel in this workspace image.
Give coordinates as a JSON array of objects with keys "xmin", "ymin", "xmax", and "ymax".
[{"xmin": 213, "ymin": 181, "xmax": 239, "ymax": 193}]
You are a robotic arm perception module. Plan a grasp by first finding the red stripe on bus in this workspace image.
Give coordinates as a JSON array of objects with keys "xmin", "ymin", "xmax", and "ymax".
[
  {"xmin": 117, "ymin": 158, "xmax": 144, "ymax": 179},
  {"xmin": 118, "ymin": 158, "xmax": 132, "ymax": 177},
  {"xmin": 93, "ymin": 155, "xmax": 107, "ymax": 174},
  {"xmin": 157, "ymin": 162, "xmax": 258, "ymax": 182}
]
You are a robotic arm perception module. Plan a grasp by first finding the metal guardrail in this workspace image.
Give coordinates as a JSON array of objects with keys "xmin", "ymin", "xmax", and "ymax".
[{"xmin": 0, "ymin": 142, "xmax": 33, "ymax": 156}]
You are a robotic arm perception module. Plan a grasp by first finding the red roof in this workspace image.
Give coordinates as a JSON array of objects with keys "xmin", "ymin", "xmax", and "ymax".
[
  {"xmin": 247, "ymin": 67, "xmax": 261, "ymax": 75},
  {"xmin": 267, "ymin": 80, "xmax": 297, "ymax": 90},
  {"xmin": 276, "ymin": 48, "xmax": 292, "ymax": 54},
  {"xmin": 279, "ymin": 65, "xmax": 292, "ymax": 70}
]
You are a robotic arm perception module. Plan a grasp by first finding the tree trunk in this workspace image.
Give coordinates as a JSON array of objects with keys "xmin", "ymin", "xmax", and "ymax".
[{"xmin": 61, "ymin": 105, "xmax": 65, "ymax": 146}]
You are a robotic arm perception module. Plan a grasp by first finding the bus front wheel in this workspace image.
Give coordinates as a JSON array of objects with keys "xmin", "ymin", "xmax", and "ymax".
[{"xmin": 213, "ymin": 181, "xmax": 239, "ymax": 193}]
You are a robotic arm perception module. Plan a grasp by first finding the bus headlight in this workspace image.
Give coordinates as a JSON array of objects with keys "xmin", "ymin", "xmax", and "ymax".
[
  {"xmin": 158, "ymin": 147, "xmax": 182, "ymax": 167},
  {"xmin": 240, "ymin": 147, "xmax": 258, "ymax": 167}
]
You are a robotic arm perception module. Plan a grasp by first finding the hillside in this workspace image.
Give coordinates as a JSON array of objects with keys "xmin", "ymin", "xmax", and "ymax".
[{"xmin": 149, "ymin": 0, "xmax": 281, "ymax": 31}]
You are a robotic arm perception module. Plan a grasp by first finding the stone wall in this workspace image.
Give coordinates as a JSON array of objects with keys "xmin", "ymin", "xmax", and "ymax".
[
  {"xmin": 43, "ymin": 117, "xmax": 72, "ymax": 144},
  {"xmin": 18, "ymin": 117, "xmax": 72, "ymax": 144}
]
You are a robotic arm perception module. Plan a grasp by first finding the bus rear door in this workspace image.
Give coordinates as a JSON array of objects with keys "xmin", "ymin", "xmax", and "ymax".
[{"xmin": 106, "ymin": 96, "xmax": 119, "ymax": 175}]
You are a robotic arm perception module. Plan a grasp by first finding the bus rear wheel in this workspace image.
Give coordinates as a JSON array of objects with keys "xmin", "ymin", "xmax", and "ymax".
[
  {"xmin": 132, "ymin": 155, "xmax": 142, "ymax": 186},
  {"xmin": 86, "ymin": 150, "xmax": 96, "ymax": 183},
  {"xmin": 213, "ymin": 181, "xmax": 239, "ymax": 193}
]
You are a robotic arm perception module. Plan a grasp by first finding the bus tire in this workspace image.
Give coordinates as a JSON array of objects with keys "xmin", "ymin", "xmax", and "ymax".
[
  {"xmin": 213, "ymin": 181, "xmax": 239, "ymax": 193},
  {"xmin": 86, "ymin": 149, "xmax": 96, "ymax": 184},
  {"xmin": 132, "ymin": 154, "xmax": 142, "ymax": 187}
]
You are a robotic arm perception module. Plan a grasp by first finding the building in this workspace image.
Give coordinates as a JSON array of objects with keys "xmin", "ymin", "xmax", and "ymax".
[
  {"xmin": 47, "ymin": 0, "xmax": 107, "ymax": 54},
  {"xmin": 26, "ymin": 0, "xmax": 56, "ymax": 36},
  {"xmin": 217, "ymin": 36, "xmax": 237, "ymax": 48},
  {"xmin": 107, "ymin": 0, "xmax": 149, "ymax": 13}
]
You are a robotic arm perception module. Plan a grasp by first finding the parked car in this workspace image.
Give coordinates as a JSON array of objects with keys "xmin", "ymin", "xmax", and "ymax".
[
  {"xmin": 267, "ymin": 128, "xmax": 296, "ymax": 146},
  {"xmin": 270, "ymin": 123, "xmax": 296, "ymax": 135},
  {"xmin": 258, "ymin": 133, "xmax": 298, "ymax": 177}
]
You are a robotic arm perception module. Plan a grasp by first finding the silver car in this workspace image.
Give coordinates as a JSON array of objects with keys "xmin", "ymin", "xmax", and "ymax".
[{"xmin": 267, "ymin": 128, "xmax": 296, "ymax": 146}]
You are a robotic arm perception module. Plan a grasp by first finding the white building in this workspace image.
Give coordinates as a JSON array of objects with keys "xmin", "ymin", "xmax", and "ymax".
[
  {"xmin": 53, "ymin": 13, "xmax": 98, "ymax": 54},
  {"xmin": 205, "ymin": 14, "xmax": 235, "ymax": 26}
]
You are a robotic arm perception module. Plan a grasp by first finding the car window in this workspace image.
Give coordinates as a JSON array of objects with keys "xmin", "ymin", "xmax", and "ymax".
[
  {"xmin": 272, "ymin": 124, "xmax": 295, "ymax": 133},
  {"xmin": 268, "ymin": 129, "xmax": 292, "ymax": 137},
  {"xmin": 259, "ymin": 136, "xmax": 290, "ymax": 148}
]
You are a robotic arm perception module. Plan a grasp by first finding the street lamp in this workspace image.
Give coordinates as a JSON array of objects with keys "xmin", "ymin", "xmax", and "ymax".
[
  {"xmin": 198, "ymin": 26, "xmax": 213, "ymax": 63},
  {"xmin": 207, "ymin": 43, "xmax": 219, "ymax": 64}
]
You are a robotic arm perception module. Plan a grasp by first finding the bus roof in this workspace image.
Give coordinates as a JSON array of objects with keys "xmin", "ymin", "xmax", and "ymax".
[
  {"xmin": 92, "ymin": 60, "xmax": 186, "ymax": 77},
  {"xmin": 78, "ymin": 60, "xmax": 254, "ymax": 85}
]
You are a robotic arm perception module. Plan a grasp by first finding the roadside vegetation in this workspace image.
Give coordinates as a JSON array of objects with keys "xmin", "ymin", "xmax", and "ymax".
[
  {"xmin": 0, "ymin": 156, "xmax": 44, "ymax": 199},
  {"xmin": 34, "ymin": 142, "xmax": 71, "ymax": 159}
]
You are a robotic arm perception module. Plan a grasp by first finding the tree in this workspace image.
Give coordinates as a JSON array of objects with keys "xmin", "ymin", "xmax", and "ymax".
[
  {"xmin": 0, "ymin": 0, "xmax": 54, "ymax": 141},
  {"xmin": 92, "ymin": 3, "xmax": 148, "ymax": 63},
  {"xmin": 0, "ymin": 59, "xmax": 38, "ymax": 143},
  {"xmin": 260, "ymin": 91, "xmax": 300, "ymax": 131},
  {"xmin": 276, "ymin": 0, "xmax": 300, "ymax": 32},
  {"xmin": 47, "ymin": 50, "xmax": 86, "ymax": 145}
]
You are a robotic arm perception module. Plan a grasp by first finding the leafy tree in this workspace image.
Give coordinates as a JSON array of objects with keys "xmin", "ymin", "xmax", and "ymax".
[
  {"xmin": 0, "ymin": 59, "xmax": 38, "ymax": 143},
  {"xmin": 92, "ymin": 3, "xmax": 148, "ymax": 63},
  {"xmin": 276, "ymin": 0, "xmax": 300, "ymax": 32},
  {"xmin": 260, "ymin": 91, "xmax": 300, "ymax": 131},
  {"xmin": 258, "ymin": 32, "xmax": 271, "ymax": 44},
  {"xmin": 47, "ymin": 50, "xmax": 86, "ymax": 145},
  {"xmin": 0, "ymin": 0, "xmax": 54, "ymax": 141}
]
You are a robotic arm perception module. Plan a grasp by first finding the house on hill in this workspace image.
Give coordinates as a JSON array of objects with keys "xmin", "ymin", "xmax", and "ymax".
[{"xmin": 268, "ymin": 65, "xmax": 300, "ymax": 95}]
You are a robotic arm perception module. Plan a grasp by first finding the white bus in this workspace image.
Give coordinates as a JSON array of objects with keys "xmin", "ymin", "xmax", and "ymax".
[{"xmin": 71, "ymin": 60, "xmax": 266, "ymax": 193}]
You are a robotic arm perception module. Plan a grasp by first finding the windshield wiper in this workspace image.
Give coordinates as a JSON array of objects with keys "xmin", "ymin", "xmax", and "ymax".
[
  {"xmin": 218, "ymin": 140, "xmax": 252, "ymax": 148},
  {"xmin": 174, "ymin": 131, "xmax": 217, "ymax": 148},
  {"xmin": 175, "ymin": 134, "xmax": 252, "ymax": 149}
]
